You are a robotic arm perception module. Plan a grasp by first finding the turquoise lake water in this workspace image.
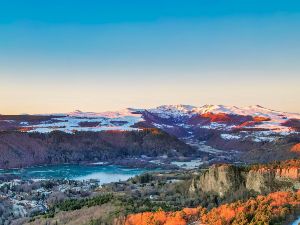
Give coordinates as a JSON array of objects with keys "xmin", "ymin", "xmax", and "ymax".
[
  {"xmin": 291, "ymin": 216, "xmax": 300, "ymax": 225},
  {"xmin": 0, "ymin": 164, "xmax": 146, "ymax": 184}
]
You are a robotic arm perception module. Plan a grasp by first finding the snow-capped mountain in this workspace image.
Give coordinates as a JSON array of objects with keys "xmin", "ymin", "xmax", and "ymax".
[
  {"xmin": 0, "ymin": 104, "xmax": 299, "ymax": 144},
  {"xmin": 1, "ymin": 104, "xmax": 299, "ymax": 165},
  {"xmin": 147, "ymin": 104, "xmax": 300, "ymax": 129},
  {"xmin": 148, "ymin": 104, "xmax": 300, "ymax": 126},
  {"xmin": 67, "ymin": 109, "xmax": 140, "ymax": 118},
  {"xmin": 143, "ymin": 104, "xmax": 300, "ymax": 144}
]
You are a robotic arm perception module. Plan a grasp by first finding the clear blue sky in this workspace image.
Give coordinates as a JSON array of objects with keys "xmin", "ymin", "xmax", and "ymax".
[{"xmin": 1, "ymin": 0, "xmax": 300, "ymax": 114}]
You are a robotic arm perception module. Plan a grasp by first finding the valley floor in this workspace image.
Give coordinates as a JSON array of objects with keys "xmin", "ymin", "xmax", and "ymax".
[{"xmin": 1, "ymin": 159, "xmax": 300, "ymax": 225}]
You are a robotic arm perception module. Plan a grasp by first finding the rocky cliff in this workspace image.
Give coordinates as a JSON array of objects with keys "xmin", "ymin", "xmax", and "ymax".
[
  {"xmin": 245, "ymin": 168, "xmax": 276, "ymax": 193},
  {"xmin": 275, "ymin": 167, "xmax": 300, "ymax": 180},
  {"xmin": 190, "ymin": 161, "xmax": 300, "ymax": 197},
  {"xmin": 189, "ymin": 164, "xmax": 244, "ymax": 197}
]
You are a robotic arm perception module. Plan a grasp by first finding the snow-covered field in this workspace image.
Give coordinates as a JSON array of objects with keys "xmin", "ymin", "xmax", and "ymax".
[
  {"xmin": 171, "ymin": 159, "xmax": 204, "ymax": 169},
  {"xmin": 24, "ymin": 109, "xmax": 143, "ymax": 133}
]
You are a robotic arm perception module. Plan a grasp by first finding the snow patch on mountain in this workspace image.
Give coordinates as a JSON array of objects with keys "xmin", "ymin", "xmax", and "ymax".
[
  {"xmin": 68, "ymin": 108, "xmax": 141, "ymax": 118},
  {"xmin": 221, "ymin": 134, "xmax": 241, "ymax": 140},
  {"xmin": 24, "ymin": 108, "xmax": 143, "ymax": 133},
  {"xmin": 2, "ymin": 104, "xmax": 299, "ymax": 143},
  {"xmin": 148, "ymin": 104, "xmax": 300, "ymax": 133},
  {"xmin": 147, "ymin": 105, "xmax": 195, "ymax": 119}
]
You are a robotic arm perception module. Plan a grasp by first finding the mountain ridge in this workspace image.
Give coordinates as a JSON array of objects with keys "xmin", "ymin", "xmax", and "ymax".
[{"xmin": 0, "ymin": 104, "xmax": 299, "ymax": 167}]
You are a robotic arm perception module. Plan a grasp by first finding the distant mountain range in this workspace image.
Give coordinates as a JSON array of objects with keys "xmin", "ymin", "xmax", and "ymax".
[
  {"xmin": 0, "ymin": 104, "xmax": 299, "ymax": 167},
  {"xmin": 1, "ymin": 104, "xmax": 299, "ymax": 138}
]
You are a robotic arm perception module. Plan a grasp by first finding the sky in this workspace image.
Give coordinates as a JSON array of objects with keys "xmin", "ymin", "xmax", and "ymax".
[{"xmin": 1, "ymin": 0, "xmax": 300, "ymax": 114}]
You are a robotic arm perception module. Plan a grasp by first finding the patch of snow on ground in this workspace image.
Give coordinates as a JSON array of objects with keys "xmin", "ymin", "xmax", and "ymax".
[
  {"xmin": 25, "ymin": 109, "xmax": 143, "ymax": 133},
  {"xmin": 221, "ymin": 133, "xmax": 241, "ymax": 140},
  {"xmin": 184, "ymin": 139, "xmax": 225, "ymax": 154},
  {"xmin": 171, "ymin": 159, "xmax": 204, "ymax": 169},
  {"xmin": 152, "ymin": 123, "xmax": 174, "ymax": 128},
  {"xmin": 252, "ymin": 136, "xmax": 277, "ymax": 142},
  {"xmin": 3, "ymin": 120, "xmax": 15, "ymax": 123},
  {"xmin": 201, "ymin": 122, "xmax": 229, "ymax": 130}
]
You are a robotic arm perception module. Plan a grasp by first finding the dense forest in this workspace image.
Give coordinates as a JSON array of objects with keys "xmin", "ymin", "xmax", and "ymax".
[{"xmin": 0, "ymin": 129, "xmax": 194, "ymax": 169}]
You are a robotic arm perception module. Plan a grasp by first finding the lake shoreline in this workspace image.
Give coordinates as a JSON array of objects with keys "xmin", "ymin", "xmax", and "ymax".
[
  {"xmin": 0, "ymin": 154, "xmax": 209, "ymax": 174},
  {"xmin": 282, "ymin": 206, "xmax": 300, "ymax": 225}
]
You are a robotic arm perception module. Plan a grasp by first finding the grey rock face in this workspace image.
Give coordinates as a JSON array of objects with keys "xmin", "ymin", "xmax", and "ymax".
[
  {"xmin": 190, "ymin": 164, "xmax": 244, "ymax": 197},
  {"xmin": 190, "ymin": 164, "xmax": 295, "ymax": 197},
  {"xmin": 246, "ymin": 169, "xmax": 275, "ymax": 193}
]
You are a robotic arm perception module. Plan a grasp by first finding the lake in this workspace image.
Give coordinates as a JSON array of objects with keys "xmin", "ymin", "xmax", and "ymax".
[
  {"xmin": 291, "ymin": 216, "xmax": 300, "ymax": 225},
  {"xmin": 0, "ymin": 164, "xmax": 147, "ymax": 184}
]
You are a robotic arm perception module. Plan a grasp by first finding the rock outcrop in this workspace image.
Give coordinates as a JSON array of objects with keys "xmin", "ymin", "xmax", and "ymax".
[
  {"xmin": 190, "ymin": 162, "xmax": 300, "ymax": 197},
  {"xmin": 190, "ymin": 164, "xmax": 244, "ymax": 197},
  {"xmin": 246, "ymin": 168, "xmax": 275, "ymax": 193},
  {"xmin": 275, "ymin": 167, "xmax": 300, "ymax": 180}
]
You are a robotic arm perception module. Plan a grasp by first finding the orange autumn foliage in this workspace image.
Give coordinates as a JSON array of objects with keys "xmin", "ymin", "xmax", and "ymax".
[
  {"xmin": 249, "ymin": 159, "xmax": 300, "ymax": 180},
  {"xmin": 201, "ymin": 191, "xmax": 300, "ymax": 225},
  {"xmin": 125, "ymin": 207, "xmax": 204, "ymax": 225},
  {"xmin": 250, "ymin": 159, "xmax": 300, "ymax": 171},
  {"xmin": 125, "ymin": 191, "xmax": 300, "ymax": 225},
  {"xmin": 18, "ymin": 127, "xmax": 34, "ymax": 132},
  {"xmin": 291, "ymin": 143, "xmax": 300, "ymax": 153}
]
